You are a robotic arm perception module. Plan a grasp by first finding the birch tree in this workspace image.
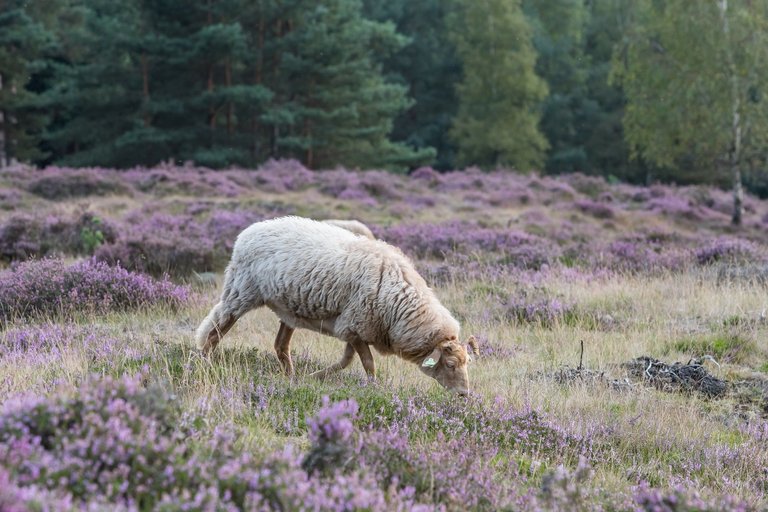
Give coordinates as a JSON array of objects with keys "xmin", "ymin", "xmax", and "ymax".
[{"xmin": 613, "ymin": 0, "xmax": 768, "ymax": 225}]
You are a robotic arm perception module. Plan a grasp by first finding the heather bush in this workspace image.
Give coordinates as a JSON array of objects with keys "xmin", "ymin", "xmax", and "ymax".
[
  {"xmin": 0, "ymin": 212, "xmax": 117, "ymax": 263},
  {"xmin": 574, "ymin": 198, "xmax": 616, "ymax": 219},
  {"xmin": 380, "ymin": 221, "xmax": 558, "ymax": 269},
  {"xmin": 0, "ymin": 375, "xmax": 430, "ymax": 510},
  {"xmin": 361, "ymin": 429, "xmax": 518, "ymax": 510},
  {"xmin": 302, "ymin": 396, "xmax": 360, "ymax": 476},
  {"xmin": 646, "ymin": 195, "xmax": 703, "ymax": 220},
  {"xmin": 122, "ymin": 167, "xmax": 247, "ymax": 197},
  {"xmin": 695, "ymin": 237, "xmax": 762, "ymax": 265},
  {"xmin": 94, "ymin": 213, "xmax": 217, "ymax": 277},
  {"xmin": 26, "ymin": 169, "xmax": 128, "ymax": 200},
  {"xmin": 505, "ymin": 295, "xmax": 578, "ymax": 328},
  {"xmin": 0, "ymin": 214, "xmax": 44, "ymax": 261},
  {"xmin": 0, "ymin": 259, "xmax": 189, "ymax": 320},
  {"xmin": 253, "ymin": 158, "xmax": 315, "ymax": 193},
  {"xmin": 0, "ymin": 323, "xmax": 136, "ymax": 369},
  {"xmin": 0, "ymin": 468, "xmax": 76, "ymax": 512},
  {"xmin": 206, "ymin": 209, "xmax": 260, "ymax": 253},
  {"xmin": 633, "ymin": 482, "xmax": 749, "ymax": 512},
  {"xmin": 0, "ymin": 187, "xmax": 21, "ymax": 210}
]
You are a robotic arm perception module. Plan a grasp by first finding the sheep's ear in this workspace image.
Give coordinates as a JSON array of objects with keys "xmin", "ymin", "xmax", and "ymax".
[{"xmin": 422, "ymin": 346, "xmax": 442, "ymax": 368}]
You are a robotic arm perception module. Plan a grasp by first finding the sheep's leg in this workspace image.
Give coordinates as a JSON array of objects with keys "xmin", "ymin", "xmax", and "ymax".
[
  {"xmin": 199, "ymin": 311, "xmax": 237, "ymax": 356},
  {"xmin": 274, "ymin": 321, "xmax": 295, "ymax": 376},
  {"xmin": 350, "ymin": 339, "xmax": 376, "ymax": 378},
  {"xmin": 310, "ymin": 343, "xmax": 356, "ymax": 380}
]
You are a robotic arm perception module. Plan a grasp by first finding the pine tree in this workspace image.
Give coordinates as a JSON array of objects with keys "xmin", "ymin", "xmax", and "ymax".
[
  {"xmin": 447, "ymin": 0, "xmax": 548, "ymax": 170},
  {"xmin": 275, "ymin": 0, "xmax": 430, "ymax": 170},
  {"xmin": 363, "ymin": 0, "xmax": 457, "ymax": 169},
  {"xmin": 0, "ymin": 0, "xmax": 54, "ymax": 165},
  {"xmin": 44, "ymin": 0, "xmax": 153, "ymax": 167}
]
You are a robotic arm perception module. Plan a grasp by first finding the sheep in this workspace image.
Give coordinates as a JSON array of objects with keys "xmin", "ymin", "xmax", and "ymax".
[
  {"xmin": 196, "ymin": 216, "xmax": 479, "ymax": 395},
  {"xmin": 321, "ymin": 219, "xmax": 375, "ymax": 240}
]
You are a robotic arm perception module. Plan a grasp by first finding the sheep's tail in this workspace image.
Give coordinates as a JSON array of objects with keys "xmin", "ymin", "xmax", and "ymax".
[{"xmin": 196, "ymin": 302, "xmax": 225, "ymax": 351}]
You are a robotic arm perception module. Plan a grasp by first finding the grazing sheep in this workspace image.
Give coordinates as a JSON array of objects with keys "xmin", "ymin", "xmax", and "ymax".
[
  {"xmin": 321, "ymin": 219, "xmax": 375, "ymax": 240},
  {"xmin": 196, "ymin": 216, "xmax": 478, "ymax": 395}
]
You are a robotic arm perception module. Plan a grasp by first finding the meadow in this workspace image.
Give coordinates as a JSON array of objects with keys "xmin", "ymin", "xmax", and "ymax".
[{"xmin": 1, "ymin": 161, "xmax": 767, "ymax": 510}]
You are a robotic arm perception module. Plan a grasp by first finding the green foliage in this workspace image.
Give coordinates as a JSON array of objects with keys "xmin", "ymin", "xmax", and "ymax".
[
  {"xmin": 363, "ymin": 0, "xmax": 458, "ymax": 169},
  {"xmin": 79, "ymin": 224, "xmax": 104, "ymax": 254},
  {"xmin": 447, "ymin": 0, "xmax": 548, "ymax": 171},
  {"xmin": 0, "ymin": 0, "xmax": 57, "ymax": 164},
  {"xmin": 612, "ymin": 0, "xmax": 768, "ymax": 185},
  {"xmin": 38, "ymin": 0, "xmax": 422, "ymax": 171},
  {"xmin": 669, "ymin": 332, "xmax": 757, "ymax": 365}
]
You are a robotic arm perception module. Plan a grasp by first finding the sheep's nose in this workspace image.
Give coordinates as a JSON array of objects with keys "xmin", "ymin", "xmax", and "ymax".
[{"xmin": 455, "ymin": 388, "xmax": 469, "ymax": 397}]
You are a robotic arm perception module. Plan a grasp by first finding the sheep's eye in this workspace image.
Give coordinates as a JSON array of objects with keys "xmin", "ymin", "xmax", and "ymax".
[{"xmin": 446, "ymin": 361, "xmax": 455, "ymax": 369}]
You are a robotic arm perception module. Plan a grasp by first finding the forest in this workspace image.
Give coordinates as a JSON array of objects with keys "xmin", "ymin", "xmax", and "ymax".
[{"xmin": 2, "ymin": 1, "xmax": 767, "ymax": 192}]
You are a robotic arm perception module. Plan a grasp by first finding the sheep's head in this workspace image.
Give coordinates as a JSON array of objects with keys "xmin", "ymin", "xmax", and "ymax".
[{"xmin": 419, "ymin": 336, "xmax": 479, "ymax": 396}]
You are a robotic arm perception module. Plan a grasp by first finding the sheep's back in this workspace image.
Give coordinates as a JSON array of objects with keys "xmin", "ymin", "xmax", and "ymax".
[{"xmin": 230, "ymin": 217, "xmax": 380, "ymax": 319}]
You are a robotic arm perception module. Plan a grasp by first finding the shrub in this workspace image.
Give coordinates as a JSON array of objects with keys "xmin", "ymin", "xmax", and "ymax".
[
  {"xmin": 633, "ymin": 483, "xmax": 748, "ymax": 512},
  {"xmin": 27, "ymin": 169, "xmax": 127, "ymax": 200},
  {"xmin": 253, "ymin": 158, "xmax": 315, "ymax": 193},
  {"xmin": 302, "ymin": 396, "xmax": 360, "ymax": 476},
  {"xmin": 380, "ymin": 221, "xmax": 559, "ymax": 269},
  {"xmin": 0, "ymin": 187, "xmax": 21, "ymax": 210},
  {"xmin": 0, "ymin": 258, "xmax": 190, "ymax": 320},
  {"xmin": 695, "ymin": 237, "xmax": 762, "ymax": 265},
  {"xmin": 0, "ymin": 375, "xmax": 428, "ymax": 510},
  {"xmin": 0, "ymin": 215, "xmax": 44, "ymax": 261},
  {"xmin": 94, "ymin": 213, "xmax": 217, "ymax": 277},
  {"xmin": 0, "ymin": 212, "xmax": 117, "ymax": 263},
  {"xmin": 505, "ymin": 295, "xmax": 577, "ymax": 328},
  {"xmin": 574, "ymin": 199, "xmax": 616, "ymax": 219}
]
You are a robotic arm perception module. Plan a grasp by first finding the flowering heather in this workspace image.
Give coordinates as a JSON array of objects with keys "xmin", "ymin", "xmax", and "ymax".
[
  {"xmin": 121, "ymin": 166, "xmax": 249, "ymax": 197},
  {"xmin": 252, "ymin": 158, "xmax": 315, "ymax": 193},
  {"xmin": 633, "ymin": 482, "xmax": 749, "ymax": 512},
  {"xmin": 94, "ymin": 212, "xmax": 217, "ymax": 277},
  {"xmin": 504, "ymin": 295, "xmax": 577, "ymax": 327},
  {"xmin": 0, "ymin": 375, "xmax": 428, "ymax": 510},
  {"xmin": 0, "ymin": 258, "xmax": 189, "ymax": 321},
  {"xmin": 25, "ymin": 167, "xmax": 129, "ymax": 200},
  {"xmin": 303, "ymin": 396, "xmax": 360, "ymax": 475},
  {"xmin": 646, "ymin": 195, "xmax": 703, "ymax": 220},
  {"xmin": 0, "ymin": 188, "xmax": 21, "ymax": 210},
  {"xmin": 0, "ymin": 323, "xmax": 136, "ymax": 370},
  {"xmin": 695, "ymin": 236, "xmax": 763, "ymax": 265},
  {"xmin": 0, "ymin": 212, "xmax": 117, "ymax": 263},
  {"xmin": 574, "ymin": 198, "xmax": 616, "ymax": 219},
  {"xmin": 380, "ymin": 221, "xmax": 559, "ymax": 269}
]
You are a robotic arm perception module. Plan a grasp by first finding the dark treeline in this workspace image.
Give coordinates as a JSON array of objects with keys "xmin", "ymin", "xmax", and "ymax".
[{"xmin": 2, "ymin": 0, "xmax": 768, "ymax": 207}]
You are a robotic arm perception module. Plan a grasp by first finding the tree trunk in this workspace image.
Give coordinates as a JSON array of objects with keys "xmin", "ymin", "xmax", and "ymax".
[
  {"xmin": 208, "ymin": 64, "xmax": 216, "ymax": 129},
  {"xmin": 0, "ymin": 72, "xmax": 6, "ymax": 168},
  {"xmin": 141, "ymin": 53, "xmax": 151, "ymax": 127},
  {"xmin": 270, "ymin": 18, "xmax": 282, "ymax": 157},
  {"xmin": 207, "ymin": 1, "xmax": 216, "ymax": 131},
  {"xmin": 225, "ymin": 58, "xmax": 233, "ymax": 135},
  {"xmin": 252, "ymin": 5, "xmax": 265, "ymax": 163},
  {"xmin": 718, "ymin": 0, "xmax": 743, "ymax": 225}
]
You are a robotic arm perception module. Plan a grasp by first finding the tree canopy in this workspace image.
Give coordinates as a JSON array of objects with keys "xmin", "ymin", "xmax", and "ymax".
[{"xmin": 2, "ymin": 0, "xmax": 768, "ymax": 206}]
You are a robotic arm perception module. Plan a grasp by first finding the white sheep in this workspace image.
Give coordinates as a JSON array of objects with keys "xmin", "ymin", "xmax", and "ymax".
[
  {"xmin": 196, "ymin": 216, "xmax": 478, "ymax": 394},
  {"xmin": 321, "ymin": 219, "xmax": 375, "ymax": 240}
]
